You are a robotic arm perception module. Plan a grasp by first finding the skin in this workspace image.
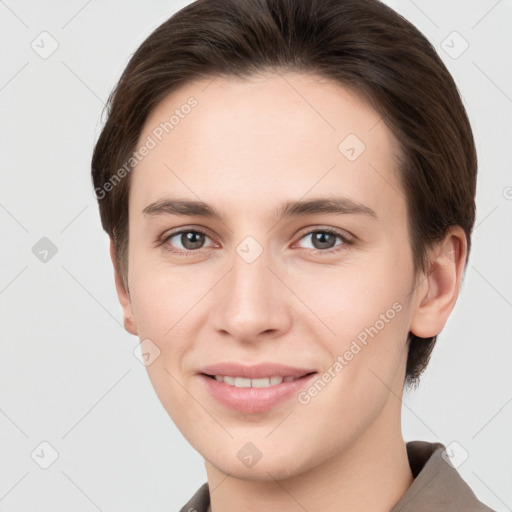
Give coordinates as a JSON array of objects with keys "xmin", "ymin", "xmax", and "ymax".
[{"xmin": 110, "ymin": 72, "xmax": 467, "ymax": 512}]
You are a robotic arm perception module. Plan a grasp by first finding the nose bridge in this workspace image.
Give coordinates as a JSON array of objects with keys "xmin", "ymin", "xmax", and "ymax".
[
  {"xmin": 211, "ymin": 240, "xmax": 290, "ymax": 340},
  {"xmin": 232, "ymin": 244, "xmax": 273, "ymax": 301}
]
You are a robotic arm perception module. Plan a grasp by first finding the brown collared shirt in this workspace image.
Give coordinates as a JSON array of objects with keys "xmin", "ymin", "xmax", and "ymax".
[{"xmin": 178, "ymin": 441, "xmax": 495, "ymax": 511}]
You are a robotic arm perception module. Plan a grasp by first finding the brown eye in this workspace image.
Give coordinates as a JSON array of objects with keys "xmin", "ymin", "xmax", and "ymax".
[
  {"xmin": 295, "ymin": 228, "xmax": 353, "ymax": 253},
  {"xmin": 164, "ymin": 229, "xmax": 213, "ymax": 253}
]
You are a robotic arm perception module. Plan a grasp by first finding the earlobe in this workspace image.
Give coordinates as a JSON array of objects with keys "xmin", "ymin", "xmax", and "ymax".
[
  {"xmin": 109, "ymin": 238, "xmax": 138, "ymax": 336},
  {"xmin": 409, "ymin": 226, "xmax": 467, "ymax": 339}
]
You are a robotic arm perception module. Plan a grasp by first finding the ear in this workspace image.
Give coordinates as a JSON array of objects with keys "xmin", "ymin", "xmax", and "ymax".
[
  {"xmin": 109, "ymin": 238, "xmax": 138, "ymax": 336},
  {"xmin": 409, "ymin": 226, "xmax": 468, "ymax": 338}
]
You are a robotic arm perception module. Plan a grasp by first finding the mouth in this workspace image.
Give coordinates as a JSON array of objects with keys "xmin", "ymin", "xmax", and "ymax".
[{"xmin": 197, "ymin": 363, "xmax": 318, "ymax": 413}]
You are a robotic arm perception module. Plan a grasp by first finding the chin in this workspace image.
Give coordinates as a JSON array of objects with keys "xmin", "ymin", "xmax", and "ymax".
[{"xmin": 206, "ymin": 445, "xmax": 314, "ymax": 483}]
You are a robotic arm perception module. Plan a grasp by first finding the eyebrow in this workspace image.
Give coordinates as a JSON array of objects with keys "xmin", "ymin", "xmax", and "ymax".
[{"xmin": 142, "ymin": 196, "xmax": 378, "ymax": 221}]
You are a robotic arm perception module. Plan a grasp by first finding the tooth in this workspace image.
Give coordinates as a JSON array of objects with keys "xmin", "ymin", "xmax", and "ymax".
[
  {"xmin": 252, "ymin": 377, "xmax": 271, "ymax": 388},
  {"xmin": 215, "ymin": 375, "xmax": 291, "ymax": 387}
]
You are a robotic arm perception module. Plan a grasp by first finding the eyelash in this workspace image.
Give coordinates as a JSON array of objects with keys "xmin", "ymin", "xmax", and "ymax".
[{"xmin": 157, "ymin": 226, "xmax": 354, "ymax": 256}]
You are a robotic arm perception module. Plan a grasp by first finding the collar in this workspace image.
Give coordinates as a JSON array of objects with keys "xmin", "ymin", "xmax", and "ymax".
[
  {"xmin": 179, "ymin": 441, "xmax": 494, "ymax": 512},
  {"xmin": 390, "ymin": 440, "xmax": 494, "ymax": 511}
]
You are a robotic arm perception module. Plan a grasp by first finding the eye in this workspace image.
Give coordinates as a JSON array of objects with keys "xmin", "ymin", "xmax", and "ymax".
[
  {"xmin": 161, "ymin": 228, "xmax": 216, "ymax": 254},
  {"xmin": 294, "ymin": 228, "xmax": 353, "ymax": 253},
  {"xmin": 158, "ymin": 226, "xmax": 353, "ymax": 256}
]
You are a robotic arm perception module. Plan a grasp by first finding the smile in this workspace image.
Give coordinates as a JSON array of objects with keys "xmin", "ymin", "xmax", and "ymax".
[{"xmin": 199, "ymin": 371, "xmax": 317, "ymax": 413}]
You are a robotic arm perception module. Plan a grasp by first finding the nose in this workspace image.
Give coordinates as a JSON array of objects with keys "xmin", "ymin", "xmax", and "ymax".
[{"xmin": 209, "ymin": 247, "xmax": 292, "ymax": 344}]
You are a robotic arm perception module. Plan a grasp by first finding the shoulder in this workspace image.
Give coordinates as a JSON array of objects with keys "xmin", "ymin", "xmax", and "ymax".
[{"xmin": 390, "ymin": 440, "xmax": 496, "ymax": 512}]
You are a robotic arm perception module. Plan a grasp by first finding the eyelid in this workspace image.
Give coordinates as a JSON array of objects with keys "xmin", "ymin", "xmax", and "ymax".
[{"xmin": 294, "ymin": 225, "xmax": 354, "ymax": 242}]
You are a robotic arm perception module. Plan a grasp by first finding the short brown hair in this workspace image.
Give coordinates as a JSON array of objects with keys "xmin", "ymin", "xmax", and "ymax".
[{"xmin": 91, "ymin": 0, "xmax": 477, "ymax": 387}]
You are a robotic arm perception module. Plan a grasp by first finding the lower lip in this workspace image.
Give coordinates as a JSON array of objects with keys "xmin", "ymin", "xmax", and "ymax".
[{"xmin": 199, "ymin": 373, "xmax": 317, "ymax": 413}]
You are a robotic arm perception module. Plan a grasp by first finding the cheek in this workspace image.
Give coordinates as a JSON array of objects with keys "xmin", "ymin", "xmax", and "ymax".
[
  {"xmin": 289, "ymin": 256, "xmax": 408, "ymax": 334},
  {"xmin": 127, "ymin": 253, "xmax": 197, "ymax": 337},
  {"xmin": 129, "ymin": 267, "xmax": 200, "ymax": 422},
  {"xmin": 290, "ymin": 255, "xmax": 412, "ymax": 397}
]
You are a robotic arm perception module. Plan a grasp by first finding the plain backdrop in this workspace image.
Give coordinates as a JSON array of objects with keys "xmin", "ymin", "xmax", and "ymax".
[{"xmin": 1, "ymin": 1, "xmax": 511, "ymax": 511}]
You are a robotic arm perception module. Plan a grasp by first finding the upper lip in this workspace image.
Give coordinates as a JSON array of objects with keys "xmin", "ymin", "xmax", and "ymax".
[{"xmin": 199, "ymin": 362, "xmax": 316, "ymax": 379}]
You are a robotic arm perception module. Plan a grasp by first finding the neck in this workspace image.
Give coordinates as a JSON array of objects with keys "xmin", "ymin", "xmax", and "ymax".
[{"xmin": 204, "ymin": 399, "xmax": 414, "ymax": 512}]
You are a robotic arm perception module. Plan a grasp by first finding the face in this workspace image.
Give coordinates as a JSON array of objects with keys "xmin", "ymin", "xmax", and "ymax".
[{"xmin": 119, "ymin": 72, "xmax": 430, "ymax": 480}]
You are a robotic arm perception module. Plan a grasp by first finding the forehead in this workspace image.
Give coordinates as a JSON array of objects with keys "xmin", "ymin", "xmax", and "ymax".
[{"xmin": 130, "ymin": 72, "xmax": 405, "ymax": 224}]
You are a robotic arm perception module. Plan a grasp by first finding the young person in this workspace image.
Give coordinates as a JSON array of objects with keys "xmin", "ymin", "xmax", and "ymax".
[{"xmin": 91, "ymin": 0, "xmax": 494, "ymax": 510}]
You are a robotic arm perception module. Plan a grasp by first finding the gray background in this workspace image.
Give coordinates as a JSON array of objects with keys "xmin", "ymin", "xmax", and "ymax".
[{"xmin": 1, "ymin": 0, "xmax": 511, "ymax": 510}]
